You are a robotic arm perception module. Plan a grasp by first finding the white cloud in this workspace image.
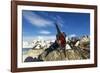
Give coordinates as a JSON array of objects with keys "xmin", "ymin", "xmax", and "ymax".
[
  {"xmin": 23, "ymin": 35, "xmax": 56, "ymax": 41},
  {"xmin": 39, "ymin": 30, "xmax": 51, "ymax": 35},
  {"xmin": 23, "ymin": 11, "xmax": 53, "ymax": 27},
  {"xmin": 69, "ymin": 34, "xmax": 77, "ymax": 37},
  {"xmin": 23, "ymin": 35, "xmax": 69, "ymax": 42},
  {"xmin": 55, "ymin": 15, "xmax": 64, "ymax": 27},
  {"xmin": 37, "ymin": 36, "xmax": 55, "ymax": 40}
]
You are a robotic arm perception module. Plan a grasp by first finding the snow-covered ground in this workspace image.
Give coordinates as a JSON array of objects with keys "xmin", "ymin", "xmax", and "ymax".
[
  {"xmin": 23, "ymin": 36, "xmax": 89, "ymax": 50},
  {"xmin": 23, "ymin": 39, "xmax": 55, "ymax": 49},
  {"xmin": 23, "ymin": 37, "xmax": 69, "ymax": 49}
]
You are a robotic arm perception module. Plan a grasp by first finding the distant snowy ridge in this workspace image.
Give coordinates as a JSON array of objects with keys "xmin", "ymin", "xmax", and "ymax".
[
  {"xmin": 23, "ymin": 40, "xmax": 55, "ymax": 49},
  {"xmin": 23, "ymin": 36, "xmax": 89, "ymax": 50}
]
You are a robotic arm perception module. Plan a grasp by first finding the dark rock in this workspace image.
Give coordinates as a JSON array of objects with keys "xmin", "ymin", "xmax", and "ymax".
[{"xmin": 24, "ymin": 56, "xmax": 43, "ymax": 62}]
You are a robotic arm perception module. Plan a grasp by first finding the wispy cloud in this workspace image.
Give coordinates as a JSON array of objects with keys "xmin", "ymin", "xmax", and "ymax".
[
  {"xmin": 22, "ymin": 11, "xmax": 53, "ymax": 27},
  {"xmin": 23, "ymin": 35, "xmax": 69, "ymax": 42},
  {"xmin": 23, "ymin": 35, "xmax": 56, "ymax": 41},
  {"xmin": 53, "ymin": 15, "xmax": 64, "ymax": 27},
  {"xmin": 37, "ymin": 36, "xmax": 55, "ymax": 40},
  {"xmin": 69, "ymin": 34, "xmax": 77, "ymax": 37},
  {"xmin": 39, "ymin": 30, "xmax": 51, "ymax": 35}
]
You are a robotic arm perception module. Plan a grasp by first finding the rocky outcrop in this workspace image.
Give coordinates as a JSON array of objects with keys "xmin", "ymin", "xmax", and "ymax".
[
  {"xmin": 38, "ymin": 48, "xmax": 89, "ymax": 61},
  {"xmin": 23, "ymin": 47, "xmax": 89, "ymax": 62}
]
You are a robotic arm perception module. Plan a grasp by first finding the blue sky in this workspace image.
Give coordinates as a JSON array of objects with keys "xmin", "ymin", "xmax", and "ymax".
[{"xmin": 22, "ymin": 10, "xmax": 90, "ymax": 41}]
